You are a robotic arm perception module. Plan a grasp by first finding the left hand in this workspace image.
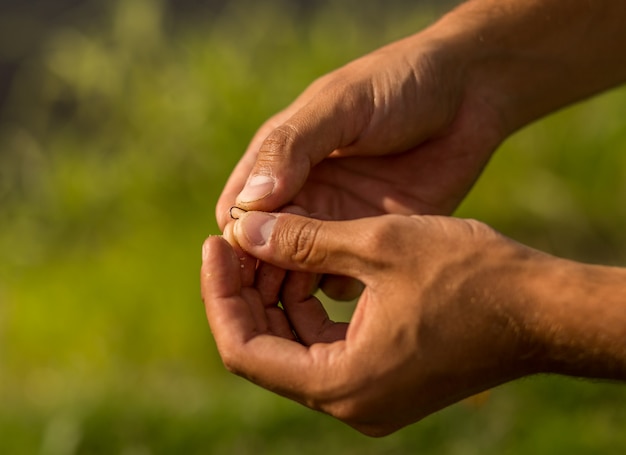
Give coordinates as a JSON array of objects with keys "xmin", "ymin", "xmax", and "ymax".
[{"xmin": 215, "ymin": 33, "xmax": 504, "ymax": 229}]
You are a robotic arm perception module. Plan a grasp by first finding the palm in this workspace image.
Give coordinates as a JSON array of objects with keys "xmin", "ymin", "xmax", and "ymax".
[
  {"xmin": 216, "ymin": 48, "xmax": 504, "ymax": 228},
  {"xmin": 292, "ymin": 106, "xmax": 499, "ymax": 220}
]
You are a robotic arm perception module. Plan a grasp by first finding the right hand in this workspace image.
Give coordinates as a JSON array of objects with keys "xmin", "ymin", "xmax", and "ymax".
[
  {"xmin": 216, "ymin": 31, "xmax": 506, "ymax": 229},
  {"xmin": 202, "ymin": 212, "xmax": 544, "ymax": 435}
]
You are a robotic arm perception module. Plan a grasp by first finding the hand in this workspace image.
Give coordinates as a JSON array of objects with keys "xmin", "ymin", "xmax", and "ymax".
[
  {"xmin": 206, "ymin": 0, "xmax": 626, "ymax": 436},
  {"xmin": 202, "ymin": 212, "xmax": 543, "ymax": 435},
  {"xmin": 216, "ymin": 0, "xmax": 626, "ymax": 230},
  {"xmin": 216, "ymin": 33, "xmax": 505, "ymax": 229}
]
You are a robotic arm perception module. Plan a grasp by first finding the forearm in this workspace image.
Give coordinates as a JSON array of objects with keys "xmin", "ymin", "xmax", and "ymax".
[
  {"xmin": 425, "ymin": 0, "xmax": 626, "ymax": 135},
  {"xmin": 521, "ymin": 256, "xmax": 626, "ymax": 380}
]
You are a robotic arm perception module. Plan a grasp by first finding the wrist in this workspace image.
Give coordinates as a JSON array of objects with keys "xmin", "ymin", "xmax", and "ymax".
[
  {"xmin": 426, "ymin": 0, "xmax": 626, "ymax": 136},
  {"xmin": 522, "ymin": 259, "xmax": 626, "ymax": 380},
  {"xmin": 456, "ymin": 233, "xmax": 626, "ymax": 382}
]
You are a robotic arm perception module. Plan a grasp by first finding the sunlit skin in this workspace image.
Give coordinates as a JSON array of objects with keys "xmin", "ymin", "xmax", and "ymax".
[
  {"xmin": 202, "ymin": 212, "xmax": 626, "ymax": 436},
  {"xmin": 205, "ymin": 0, "xmax": 626, "ymax": 435},
  {"xmin": 216, "ymin": 0, "xmax": 626, "ymax": 228}
]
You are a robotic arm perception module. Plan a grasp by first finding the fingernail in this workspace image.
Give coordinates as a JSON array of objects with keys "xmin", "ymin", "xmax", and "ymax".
[
  {"xmin": 237, "ymin": 175, "xmax": 275, "ymax": 203},
  {"xmin": 240, "ymin": 212, "xmax": 276, "ymax": 246}
]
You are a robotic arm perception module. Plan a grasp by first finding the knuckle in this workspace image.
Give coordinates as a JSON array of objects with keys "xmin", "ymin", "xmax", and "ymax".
[
  {"xmin": 256, "ymin": 122, "xmax": 310, "ymax": 178},
  {"xmin": 359, "ymin": 215, "xmax": 410, "ymax": 268},
  {"xmin": 282, "ymin": 218, "xmax": 325, "ymax": 267},
  {"xmin": 461, "ymin": 218, "xmax": 496, "ymax": 239},
  {"xmin": 260, "ymin": 123, "xmax": 300, "ymax": 160}
]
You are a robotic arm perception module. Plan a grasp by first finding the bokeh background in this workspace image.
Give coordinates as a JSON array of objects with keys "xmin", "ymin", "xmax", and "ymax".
[{"xmin": 1, "ymin": 0, "xmax": 625, "ymax": 453}]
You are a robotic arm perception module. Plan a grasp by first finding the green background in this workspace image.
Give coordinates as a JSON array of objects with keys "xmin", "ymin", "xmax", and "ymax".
[{"xmin": 1, "ymin": 0, "xmax": 625, "ymax": 453}]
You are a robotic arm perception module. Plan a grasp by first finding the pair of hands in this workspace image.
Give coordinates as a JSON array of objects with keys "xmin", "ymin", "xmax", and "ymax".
[
  {"xmin": 202, "ymin": 25, "xmax": 528, "ymax": 436},
  {"xmin": 203, "ymin": 0, "xmax": 626, "ymax": 435}
]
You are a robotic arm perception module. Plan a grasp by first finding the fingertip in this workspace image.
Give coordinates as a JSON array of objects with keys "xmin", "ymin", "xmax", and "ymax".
[
  {"xmin": 201, "ymin": 236, "xmax": 239, "ymax": 298},
  {"xmin": 222, "ymin": 222, "xmax": 237, "ymax": 246},
  {"xmin": 216, "ymin": 193, "xmax": 239, "ymax": 231},
  {"xmin": 216, "ymin": 207, "xmax": 229, "ymax": 232},
  {"xmin": 234, "ymin": 211, "xmax": 278, "ymax": 248},
  {"xmin": 201, "ymin": 235, "xmax": 228, "ymax": 264},
  {"xmin": 221, "ymin": 222, "xmax": 257, "ymax": 288}
]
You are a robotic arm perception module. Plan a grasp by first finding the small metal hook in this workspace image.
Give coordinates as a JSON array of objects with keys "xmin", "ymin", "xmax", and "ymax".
[{"xmin": 229, "ymin": 206, "xmax": 248, "ymax": 220}]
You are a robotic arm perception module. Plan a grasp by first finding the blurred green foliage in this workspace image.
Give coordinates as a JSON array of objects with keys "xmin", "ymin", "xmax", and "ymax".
[{"xmin": 0, "ymin": 0, "xmax": 625, "ymax": 453}]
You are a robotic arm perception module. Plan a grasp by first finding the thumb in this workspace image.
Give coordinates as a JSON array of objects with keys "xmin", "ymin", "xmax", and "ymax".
[
  {"xmin": 233, "ymin": 211, "xmax": 380, "ymax": 278},
  {"xmin": 235, "ymin": 90, "xmax": 366, "ymax": 212}
]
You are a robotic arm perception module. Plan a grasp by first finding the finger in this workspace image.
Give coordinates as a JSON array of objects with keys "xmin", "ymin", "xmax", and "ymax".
[
  {"xmin": 222, "ymin": 222, "xmax": 256, "ymax": 287},
  {"xmin": 199, "ymin": 237, "xmax": 281, "ymax": 338},
  {"xmin": 252, "ymin": 204, "xmax": 313, "ymax": 310},
  {"xmin": 281, "ymin": 271, "xmax": 348, "ymax": 345},
  {"xmin": 233, "ymin": 211, "xmax": 392, "ymax": 279},
  {"xmin": 221, "ymin": 228, "xmax": 298, "ymax": 340},
  {"xmin": 265, "ymin": 306, "xmax": 298, "ymax": 341},
  {"xmin": 255, "ymin": 261, "xmax": 286, "ymax": 306},
  {"xmin": 235, "ymin": 88, "xmax": 369, "ymax": 213},
  {"xmin": 222, "ymin": 248, "xmax": 296, "ymax": 341},
  {"xmin": 201, "ymin": 237, "xmax": 346, "ymax": 401},
  {"xmin": 215, "ymin": 104, "xmax": 308, "ymax": 230},
  {"xmin": 274, "ymin": 206, "xmax": 342, "ymax": 344},
  {"xmin": 287, "ymin": 208, "xmax": 363, "ymax": 301},
  {"xmin": 200, "ymin": 236, "xmax": 257, "ymax": 346}
]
